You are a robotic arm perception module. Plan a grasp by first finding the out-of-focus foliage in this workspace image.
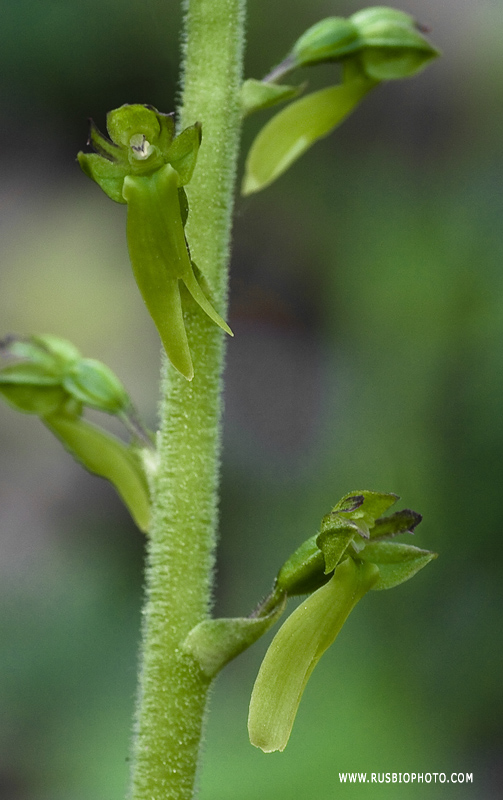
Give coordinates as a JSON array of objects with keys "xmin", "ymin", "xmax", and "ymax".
[{"xmin": 1, "ymin": 0, "xmax": 502, "ymax": 798}]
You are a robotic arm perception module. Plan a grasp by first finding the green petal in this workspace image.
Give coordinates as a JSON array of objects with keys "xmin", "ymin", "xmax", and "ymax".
[
  {"xmin": 167, "ymin": 123, "xmax": 202, "ymax": 186},
  {"xmin": 248, "ymin": 558, "xmax": 378, "ymax": 752},
  {"xmin": 88, "ymin": 119, "xmax": 127, "ymax": 163},
  {"xmin": 370, "ymin": 509, "xmax": 422, "ymax": 540},
  {"xmin": 155, "ymin": 110, "xmax": 176, "ymax": 155},
  {"xmin": 242, "ymin": 78, "xmax": 376, "ymax": 195}
]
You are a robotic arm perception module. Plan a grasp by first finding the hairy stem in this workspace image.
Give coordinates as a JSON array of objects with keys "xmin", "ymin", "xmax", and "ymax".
[{"xmin": 129, "ymin": 1, "xmax": 245, "ymax": 798}]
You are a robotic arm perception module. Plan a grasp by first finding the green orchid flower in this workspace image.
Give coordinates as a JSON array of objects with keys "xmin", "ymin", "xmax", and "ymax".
[
  {"xmin": 78, "ymin": 104, "xmax": 232, "ymax": 381},
  {"xmin": 247, "ymin": 490, "xmax": 436, "ymax": 752}
]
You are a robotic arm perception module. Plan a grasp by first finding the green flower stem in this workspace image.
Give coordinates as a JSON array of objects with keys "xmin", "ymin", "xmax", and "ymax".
[{"xmin": 128, "ymin": 1, "xmax": 245, "ymax": 799}]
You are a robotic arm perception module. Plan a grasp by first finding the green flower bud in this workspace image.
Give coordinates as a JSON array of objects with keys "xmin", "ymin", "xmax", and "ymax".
[
  {"xmin": 0, "ymin": 334, "xmax": 138, "ymax": 421},
  {"xmin": 248, "ymin": 558, "xmax": 379, "ymax": 752},
  {"xmin": 274, "ymin": 7, "xmax": 439, "ymax": 80},
  {"xmin": 0, "ymin": 334, "xmax": 152, "ymax": 529}
]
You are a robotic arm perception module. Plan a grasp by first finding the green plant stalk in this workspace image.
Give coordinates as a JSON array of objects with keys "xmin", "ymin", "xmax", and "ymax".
[{"xmin": 129, "ymin": 1, "xmax": 245, "ymax": 799}]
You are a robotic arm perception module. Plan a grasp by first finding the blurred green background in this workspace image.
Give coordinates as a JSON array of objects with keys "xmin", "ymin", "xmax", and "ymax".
[{"xmin": 0, "ymin": 1, "xmax": 502, "ymax": 798}]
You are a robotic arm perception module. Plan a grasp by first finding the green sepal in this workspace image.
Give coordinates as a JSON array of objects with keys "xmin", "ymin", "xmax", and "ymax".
[
  {"xmin": 156, "ymin": 111, "xmax": 176, "ymax": 154},
  {"xmin": 1, "ymin": 333, "xmax": 80, "ymax": 370},
  {"xmin": 357, "ymin": 541, "xmax": 437, "ymax": 590},
  {"xmin": 358, "ymin": 42, "xmax": 439, "ymax": 82},
  {"xmin": 351, "ymin": 7, "xmax": 416, "ymax": 29},
  {"xmin": 0, "ymin": 383, "xmax": 69, "ymax": 417},
  {"xmin": 331, "ymin": 493, "xmax": 365, "ymax": 513},
  {"xmin": 44, "ymin": 413, "xmax": 151, "ymax": 532},
  {"xmin": 29, "ymin": 334, "xmax": 81, "ymax": 367},
  {"xmin": 241, "ymin": 79, "xmax": 304, "ymax": 117},
  {"xmin": 182, "ymin": 594, "xmax": 287, "ymax": 679},
  {"xmin": 0, "ymin": 361, "xmax": 67, "ymax": 416},
  {"xmin": 1, "ymin": 334, "xmax": 140, "ymax": 423},
  {"xmin": 351, "ymin": 7, "xmax": 440, "ymax": 80},
  {"xmin": 370, "ymin": 508, "xmax": 422, "ymax": 540},
  {"xmin": 248, "ymin": 558, "xmax": 379, "ymax": 753},
  {"xmin": 106, "ymin": 104, "xmax": 162, "ymax": 149},
  {"xmin": 77, "ymin": 152, "xmax": 129, "ymax": 204},
  {"xmin": 275, "ymin": 535, "xmax": 327, "ymax": 597},
  {"xmin": 0, "ymin": 362, "xmax": 60, "ymax": 386},
  {"xmin": 123, "ymin": 164, "xmax": 232, "ymax": 380},
  {"xmin": 292, "ymin": 17, "xmax": 361, "ymax": 67},
  {"xmin": 242, "ymin": 77, "xmax": 376, "ymax": 195},
  {"xmin": 317, "ymin": 517, "xmax": 359, "ymax": 573},
  {"xmin": 166, "ymin": 123, "xmax": 202, "ymax": 186},
  {"xmin": 62, "ymin": 358, "xmax": 130, "ymax": 416},
  {"xmin": 336, "ymin": 490, "xmax": 399, "ymax": 536}
]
